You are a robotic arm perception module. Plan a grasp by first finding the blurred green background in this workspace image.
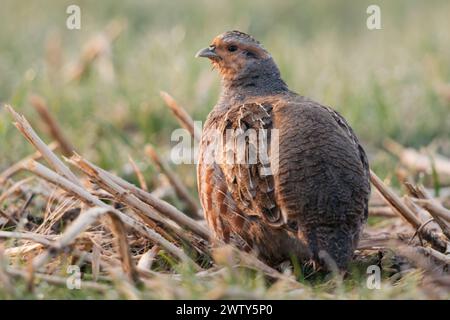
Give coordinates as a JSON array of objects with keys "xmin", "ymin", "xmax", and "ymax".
[{"xmin": 0, "ymin": 0, "xmax": 449, "ymax": 187}]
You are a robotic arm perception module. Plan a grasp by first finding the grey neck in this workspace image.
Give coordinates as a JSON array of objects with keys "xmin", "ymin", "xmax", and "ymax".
[{"xmin": 219, "ymin": 58, "xmax": 288, "ymax": 104}]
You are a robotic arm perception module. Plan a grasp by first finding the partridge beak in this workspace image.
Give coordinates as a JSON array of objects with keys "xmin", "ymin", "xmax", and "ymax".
[{"xmin": 195, "ymin": 47, "xmax": 220, "ymax": 59}]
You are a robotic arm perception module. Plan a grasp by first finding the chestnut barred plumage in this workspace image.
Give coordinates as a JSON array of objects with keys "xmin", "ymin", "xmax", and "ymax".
[{"xmin": 196, "ymin": 31, "xmax": 370, "ymax": 270}]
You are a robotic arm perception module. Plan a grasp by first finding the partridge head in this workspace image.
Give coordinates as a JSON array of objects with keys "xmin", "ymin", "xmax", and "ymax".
[{"xmin": 195, "ymin": 31, "xmax": 273, "ymax": 81}]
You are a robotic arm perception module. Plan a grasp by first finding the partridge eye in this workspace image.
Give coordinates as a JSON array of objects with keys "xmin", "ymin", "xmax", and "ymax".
[{"xmin": 227, "ymin": 45, "xmax": 238, "ymax": 52}]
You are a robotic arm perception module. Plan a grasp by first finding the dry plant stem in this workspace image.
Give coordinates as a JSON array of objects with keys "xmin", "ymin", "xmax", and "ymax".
[
  {"xmin": 232, "ymin": 248, "xmax": 300, "ymax": 286},
  {"xmin": 107, "ymin": 266, "xmax": 141, "ymax": 300},
  {"xmin": 29, "ymin": 95, "xmax": 75, "ymax": 157},
  {"xmin": 384, "ymin": 139, "xmax": 450, "ymax": 176},
  {"xmin": 23, "ymin": 160, "xmax": 198, "ymax": 268},
  {"xmin": 394, "ymin": 245, "xmax": 450, "ymax": 278},
  {"xmin": 160, "ymin": 91, "xmax": 201, "ymax": 142},
  {"xmin": 3, "ymin": 243, "xmax": 43, "ymax": 257},
  {"xmin": 7, "ymin": 105, "xmax": 141, "ymax": 281},
  {"xmin": 137, "ymin": 245, "xmax": 160, "ymax": 271},
  {"xmin": 416, "ymin": 199, "xmax": 450, "ymax": 223},
  {"xmin": 403, "ymin": 197, "xmax": 441, "ymax": 238},
  {"xmin": 145, "ymin": 144, "xmax": 201, "ymax": 219},
  {"xmin": 6, "ymin": 105, "xmax": 80, "ymax": 185},
  {"xmin": 420, "ymin": 246, "xmax": 450, "ymax": 264},
  {"xmin": 150, "ymin": 185, "xmax": 173, "ymax": 199},
  {"xmin": 370, "ymin": 170, "xmax": 448, "ymax": 252},
  {"xmin": 99, "ymin": 166, "xmax": 209, "ymax": 239},
  {"xmin": 0, "ymin": 142, "xmax": 58, "ymax": 184},
  {"xmin": 415, "ymin": 200, "xmax": 450, "ymax": 241},
  {"xmin": 84, "ymin": 158, "xmax": 211, "ymax": 240},
  {"xmin": 0, "ymin": 231, "xmax": 54, "ymax": 246},
  {"xmin": 128, "ymin": 155, "xmax": 148, "ymax": 191},
  {"xmin": 30, "ymin": 206, "xmax": 139, "ymax": 284},
  {"xmin": 405, "ymin": 183, "xmax": 450, "ymax": 240},
  {"xmin": 0, "ymin": 177, "xmax": 34, "ymax": 205},
  {"xmin": 369, "ymin": 206, "xmax": 397, "ymax": 217},
  {"xmin": 71, "ymin": 161, "xmax": 279, "ymax": 279},
  {"xmin": 91, "ymin": 242, "xmax": 100, "ymax": 281},
  {"xmin": 69, "ymin": 154, "xmax": 183, "ymax": 241},
  {"xmin": 6, "ymin": 267, "xmax": 109, "ymax": 292},
  {"xmin": 393, "ymin": 246, "xmax": 450, "ymax": 294},
  {"xmin": 44, "ymin": 207, "xmax": 106, "ymax": 249},
  {"xmin": 357, "ymin": 234, "xmax": 402, "ymax": 250},
  {"xmin": 370, "ymin": 171, "xmax": 422, "ymax": 226},
  {"xmin": 66, "ymin": 20, "xmax": 125, "ymax": 82},
  {"xmin": 108, "ymin": 214, "xmax": 139, "ymax": 282}
]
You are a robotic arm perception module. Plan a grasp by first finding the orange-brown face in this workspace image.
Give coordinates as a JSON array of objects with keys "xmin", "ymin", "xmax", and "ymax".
[{"xmin": 196, "ymin": 31, "xmax": 270, "ymax": 81}]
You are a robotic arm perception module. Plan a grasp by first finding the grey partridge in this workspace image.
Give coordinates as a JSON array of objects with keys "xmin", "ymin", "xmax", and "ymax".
[{"xmin": 196, "ymin": 31, "xmax": 370, "ymax": 271}]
